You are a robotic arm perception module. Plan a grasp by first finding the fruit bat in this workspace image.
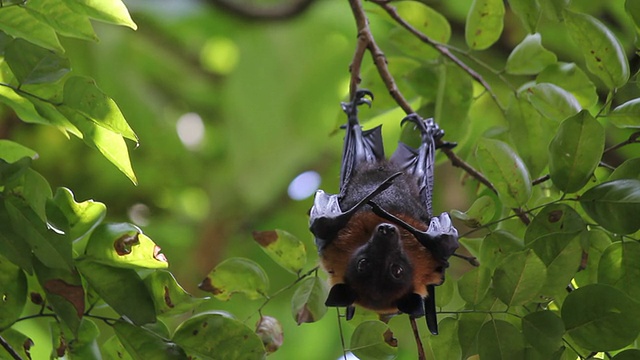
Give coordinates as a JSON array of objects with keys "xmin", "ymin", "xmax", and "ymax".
[{"xmin": 309, "ymin": 89, "xmax": 459, "ymax": 334}]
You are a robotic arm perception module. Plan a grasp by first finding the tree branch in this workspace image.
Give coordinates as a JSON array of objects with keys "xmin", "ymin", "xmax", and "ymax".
[{"xmin": 204, "ymin": 0, "xmax": 316, "ymax": 21}]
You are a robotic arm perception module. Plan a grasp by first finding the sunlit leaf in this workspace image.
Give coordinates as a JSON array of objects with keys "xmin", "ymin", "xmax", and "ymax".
[
  {"xmin": 76, "ymin": 258, "xmax": 156, "ymax": 325},
  {"xmin": 548, "ymin": 110, "xmax": 604, "ymax": 193},
  {"xmin": 605, "ymin": 98, "xmax": 640, "ymax": 128},
  {"xmin": 0, "ymin": 140, "xmax": 37, "ymax": 163},
  {"xmin": 537, "ymin": 62, "xmax": 598, "ymax": 109},
  {"xmin": 144, "ymin": 270, "xmax": 206, "ymax": 316},
  {"xmin": 478, "ymin": 319, "xmax": 525, "ymax": 359},
  {"xmin": 505, "ymin": 33, "xmax": 557, "ymax": 75},
  {"xmin": 465, "ymin": 0, "xmax": 505, "ymax": 50},
  {"xmin": 475, "ymin": 138, "xmax": 531, "ymax": 208},
  {"xmin": 479, "ymin": 230, "xmax": 524, "ymax": 270},
  {"xmin": 0, "ymin": 86, "xmax": 53, "ymax": 126},
  {"xmin": 173, "ymin": 312, "xmax": 265, "ymax": 359},
  {"xmin": 0, "ymin": 6, "xmax": 63, "ymax": 52},
  {"xmin": 33, "ymin": 258, "xmax": 84, "ymax": 334},
  {"xmin": 252, "ymin": 229, "xmax": 306, "ymax": 274},
  {"xmin": 113, "ymin": 320, "xmax": 186, "ymax": 360},
  {"xmin": 0, "ymin": 255, "xmax": 27, "ymax": 329},
  {"xmin": 291, "ymin": 276, "xmax": 328, "ymax": 325},
  {"xmin": 393, "ymin": 2, "xmax": 450, "ymax": 59},
  {"xmin": 579, "ymin": 179, "xmax": 640, "ymax": 234},
  {"xmin": 522, "ymin": 311, "xmax": 564, "ymax": 356},
  {"xmin": 521, "ymin": 82, "xmax": 581, "ymax": 121},
  {"xmin": 25, "ymin": 0, "xmax": 98, "ymax": 41},
  {"xmin": 598, "ymin": 241, "xmax": 640, "ymax": 300},
  {"xmin": 450, "ymin": 195, "xmax": 495, "ymax": 228},
  {"xmin": 564, "ymin": 10, "xmax": 629, "ymax": 89},
  {"xmin": 5, "ymin": 38, "xmax": 70, "ymax": 85},
  {"xmin": 608, "ymin": 157, "xmax": 640, "ymax": 181},
  {"xmin": 506, "ymin": 96, "xmax": 556, "ymax": 177},
  {"xmin": 48, "ymin": 187, "xmax": 106, "ymax": 243},
  {"xmin": 62, "ymin": 76, "xmax": 137, "ymax": 142},
  {"xmin": 350, "ymin": 321, "xmax": 397, "ymax": 360},
  {"xmin": 562, "ymin": 284, "xmax": 640, "ymax": 351},
  {"xmin": 61, "ymin": 0, "xmax": 137, "ymax": 30},
  {"xmin": 5, "ymin": 196, "xmax": 73, "ymax": 270},
  {"xmin": 507, "ymin": 0, "xmax": 540, "ymax": 32},
  {"xmin": 84, "ymin": 223, "xmax": 168, "ymax": 269},
  {"xmin": 255, "ymin": 316, "xmax": 284, "ymax": 354},
  {"xmin": 493, "ymin": 249, "xmax": 546, "ymax": 306},
  {"xmin": 198, "ymin": 257, "xmax": 269, "ymax": 301},
  {"xmin": 457, "ymin": 267, "xmax": 491, "ymax": 305}
]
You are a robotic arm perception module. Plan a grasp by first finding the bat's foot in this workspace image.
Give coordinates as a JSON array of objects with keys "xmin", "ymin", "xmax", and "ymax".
[
  {"xmin": 401, "ymin": 114, "xmax": 458, "ymax": 149},
  {"xmin": 341, "ymin": 89, "xmax": 374, "ymax": 122}
]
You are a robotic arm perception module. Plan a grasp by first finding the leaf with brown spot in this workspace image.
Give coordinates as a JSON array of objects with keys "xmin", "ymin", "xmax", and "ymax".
[
  {"xmin": 0, "ymin": 328, "xmax": 33, "ymax": 360},
  {"xmin": 291, "ymin": 276, "xmax": 328, "ymax": 325},
  {"xmin": 350, "ymin": 321, "xmax": 398, "ymax": 360},
  {"xmin": 44, "ymin": 279, "xmax": 85, "ymax": 317},
  {"xmin": 144, "ymin": 270, "xmax": 206, "ymax": 316},
  {"xmin": 252, "ymin": 229, "xmax": 306, "ymax": 274},
  {"xmin": 199, "ymin": 258, "xmax": 269, "ymax": 301}
]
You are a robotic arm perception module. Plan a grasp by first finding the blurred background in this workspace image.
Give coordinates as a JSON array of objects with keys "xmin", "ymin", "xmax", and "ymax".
[{"xmin": 3, "ymin": 0, "xmax": 637, "ymax": 358}]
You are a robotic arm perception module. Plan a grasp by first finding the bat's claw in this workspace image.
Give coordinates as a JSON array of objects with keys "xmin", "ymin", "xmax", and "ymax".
[
  {"xmin": 401, "ymin": 114, "xmax": 446, "ymax": 140},
  {"xmin": 341, "ymin": 89, "xmax": 374, "ymax": 120}
]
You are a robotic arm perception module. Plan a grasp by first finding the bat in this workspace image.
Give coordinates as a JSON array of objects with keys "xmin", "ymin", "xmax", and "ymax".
[{"xmin": 309, "ymin": 89, "xmax": 459, "ymax": 334}]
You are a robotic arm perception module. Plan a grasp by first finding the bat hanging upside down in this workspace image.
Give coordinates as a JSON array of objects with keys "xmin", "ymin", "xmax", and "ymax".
[{"xmin": 309, "ymin": 89, "xmax": 459, "ymax": 335}]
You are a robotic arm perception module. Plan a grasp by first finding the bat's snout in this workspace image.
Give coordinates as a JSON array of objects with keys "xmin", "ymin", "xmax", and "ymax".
[{"xmin": 376, "ymin": 223, "xmax": 397, "ymax": 236}]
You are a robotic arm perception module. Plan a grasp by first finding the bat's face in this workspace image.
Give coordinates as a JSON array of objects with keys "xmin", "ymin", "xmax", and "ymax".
[{"xmin": 344, "ymin": 223, "xmax": 414, "ymax": 310}]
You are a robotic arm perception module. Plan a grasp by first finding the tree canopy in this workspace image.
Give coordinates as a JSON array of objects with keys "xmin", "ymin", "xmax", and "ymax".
[{"xmin": 1, "ymin": 0, "xmax": 640, "ymax": 359}]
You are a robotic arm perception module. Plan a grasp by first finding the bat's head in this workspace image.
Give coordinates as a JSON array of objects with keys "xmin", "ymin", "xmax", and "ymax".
[{"xmin": 343, "ymin": 223, "xmax": 414, "ymax": 309}]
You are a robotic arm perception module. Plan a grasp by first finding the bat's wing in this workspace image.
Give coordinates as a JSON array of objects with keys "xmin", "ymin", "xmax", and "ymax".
[{"xmin": 310, "ymin": 90, "xmax": 396, "ymax": 250}]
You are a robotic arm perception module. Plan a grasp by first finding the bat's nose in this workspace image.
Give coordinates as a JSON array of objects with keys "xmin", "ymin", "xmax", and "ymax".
[{"xmin": 376, "ymin": 223, "xmax": 397, "ymax": 235}]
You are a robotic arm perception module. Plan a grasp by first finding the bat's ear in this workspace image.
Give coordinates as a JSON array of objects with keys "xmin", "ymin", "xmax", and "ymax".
[
  {"xmin": 396, "ymin": 293, "xmax": 425, "ymax": 317},
  {"xmin": 325, "ymin": 283, "xmax": 356, "ymax": 307}
]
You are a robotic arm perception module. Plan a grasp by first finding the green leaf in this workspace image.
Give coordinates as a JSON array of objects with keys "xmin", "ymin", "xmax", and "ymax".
[
  {"xmin": 0, "ymin": 6, "xmax": 63, "ymax": 52},
  {"xmin": 0, "ymin": 255, "xmax": 27, "ymax": 329},
  {"xmin": 537, "ymin": 62, "xmax": 598, "ymax": 109},
  {"xmin": 608, "ymin": 157, "xmax": 640, "ymax": 181},
  {"xmin": 0, "ymin": 328, "xmax": 33, "ymax": 359},
  {"xmin": 252, "ymin": 229, "xmax": 306, "ymax": 275},
  {"xmin": 61, "ymin": 110, "xmax": 138, "ymax": 184},
  {"xmin": 562, "ymin": 284, "xmax": 640, "ymax": 351},
  {"xmin": 350, "ymin": 321, "xmax": 397, "ymax": 360},
  {"xmin": 564, "ymin": 10, "xmax": 629, "ymax": 89},
  {"xmin": 579, "ymin": 179, "xmax": 640, "ymax": 234},
  {"xmin": 25, "ymin": 0, "xmax": 98, "ymax": 41},
  {"xmin": 458, "ymin": 267, "xmax": 491, "ymax": 305},
  {"xmin": 524, "ymin": 204, "xmax": 585, "ymax": 244},
  {"xmin": 530, "ymin": 233, "xmax": 582, "ymax": 297},
  {"xmin": 0, "ymin": 157, "xmax": 31, "ymax": 188},
  {"xmin": 22, "ymin": 168, "xmax": 52, "ymax": 222},
  {"xmin": 62, "ymin": 76, "xmax": 138, "ymax": 142},
  {"xmin": 613, "ymin": 349, "xmax": 640, "ymax": 360},
  {"xmin": 5, "ymin": 196, "xmax": 73, "ymax": 270},
  {"xmin": 478, "ymin": 319, "xmax": 525, "ymax": 359},
  {"xmin": 493, "ymin": 249, "xmax": 546, "ymax": 306},
  {"xmin": 0, "ymin": 85, "xmax": 53, "ymax": 126},
  {"xmin": 49, "ymin": 187, "xmax": 106, "ymax": 243},
  {"xmin": 506, "ymin": 0, "xmax": 540, "ymax": 32},
  {"xmin": 522, "ymin": 311, "xmax": 564, "ymax": 356},
  {"xmin": 291, "ymin": 276, "xmax": 328, "ymax": 325},
  {"xmin": 84, "ymin": 223, "xmax": 169, "ymax": 269},
  {"xmin": 61, "ymin": 0, "xmax": 137, "ymax": 29},
  {"xmin": 103, "ymin": 336, "xmax": 134, "ymax": 360},
  {"xmin": 429, "ymin": 317, "xmax": 461, "ymax": 360},
  {"xmin": 605, "ymin": 98, "xmax": 640, "ymax": 128},
  {"xmin": 506, "ymin": 96, "xmax": 557, "ymax": 177},
  {"xmin": 0, "ymin": 202, "xmax": 33, "ymax": 272},
  {"xmin": 598, "ymin": 241, "xmax": 640, "ymax": 299},
  {"xmin": 626, "ymin": 0, "xmax": 640, "ymax": 34},
  {"xmin": 76, "ymin": 258, "xmax": 156, "ymax": 325},
  {"xmin": 479, "ymin": 230, "xmax": 524, "ymax": 270},
  {"xmin": 521, "ymin": 82, "xmax": 581, "ymax": 121},
  {"xmin": 465, "ymin": 0, "xmax": 505, "ymax": 50},
  {"xmin": 198, "ymin": 257, "xmax": 269, "ymax": 301},
  {"xmin": 475, "ymin": 138, "xmax": 532, "ymax": 208},
  {"xmin": 538, "ymin": 0, "xmax": 568, "ymax": 21},
  {"xmin": 435, "ymin": 63, "xmax": 473, "ymax": 141},
  {"xmin": 33, "ymin": 258, "xmax": 84, "ymax": 334},
  {"xmin": 458, "ymin": 313, "xmax": 486, "ymax": 358},
  {"xmin": 574, "ymin": 229, "xmax": 611, "ymax": 286},
  {"xmin": 113, "ymin": 321, "xmax": 186, "ymax": 360},
  {"xmin": 548, "ymin": 110, "xmax": 605, "ymax": 193},
  {"xmin": 0, "ymin": 140, "xmax": 37, "ymax": 163},
  {"xmin": 173, "ymin": 312, "xmax": 266, "ymax": 359},
  {"xmin": 143, "ymin": 270, "xmax": 206, "ymax": 316},
  {"xmin": 5, "ymin": 38, "xmax": 70, "ymax": 85},
  {"xmin": 393, "ymin": 2, "xmax": 451, "ymax": 59},
  {"xmin": 505, "ymin": 33, "xmax": 557, "ymax": 75},
  {"xmin": 451, "ymin": 195, "xmax": 496, "ymax": 228}
]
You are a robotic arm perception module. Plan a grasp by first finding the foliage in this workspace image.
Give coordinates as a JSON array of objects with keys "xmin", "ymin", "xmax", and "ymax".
[{"xmin": 1, "ymin": 0, "xmax": 640, "ymax": 359}]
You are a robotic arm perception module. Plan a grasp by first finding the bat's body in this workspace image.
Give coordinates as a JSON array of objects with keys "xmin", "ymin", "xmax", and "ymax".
[{"xmin": 309, "ymin": 90, "xmax": 459, "ymax": 334}]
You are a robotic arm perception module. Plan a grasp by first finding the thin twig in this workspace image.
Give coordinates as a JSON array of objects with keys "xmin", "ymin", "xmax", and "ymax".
[
  {"xmin": 0, "ymin": 335, "xmax": 22, "ymax": 360},
  {"xmin": 409, "ymin": 317, "xmax": 426, "ymax": 360},
  {"xmin": 604, "ymin": 131, "xmax": 640, "ymax": 154},
  {"xmin": 337, "ymin": 309, "xmax": 348, "ymax": 360}
]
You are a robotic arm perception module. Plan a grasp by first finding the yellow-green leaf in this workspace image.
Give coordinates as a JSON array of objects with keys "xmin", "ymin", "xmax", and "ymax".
[
  {"xmin": 465, "ymin": 0, "xmax": 505, "ymax": 50},
  {"xmin": 198, "ymin": 257, "xmax": 269, "ymax": 301},
  {"xmin": 252, "ymin": 229, "xmax": 306, "ymax": 274}
]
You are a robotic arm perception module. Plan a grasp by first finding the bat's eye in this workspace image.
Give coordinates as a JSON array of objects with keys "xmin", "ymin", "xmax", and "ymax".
[
  {"xmin": 357, "ymin": 258, "xmax": 369, "ymax": 272},
  {"xmin": 390, "ymin": 264, "xmax": 404, "ymax": 279}
]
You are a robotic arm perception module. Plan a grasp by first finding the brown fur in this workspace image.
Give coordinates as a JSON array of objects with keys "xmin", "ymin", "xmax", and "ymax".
[{"xmin": 320, "ymin": 211, "xmax": 444, "ymax": 314}]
